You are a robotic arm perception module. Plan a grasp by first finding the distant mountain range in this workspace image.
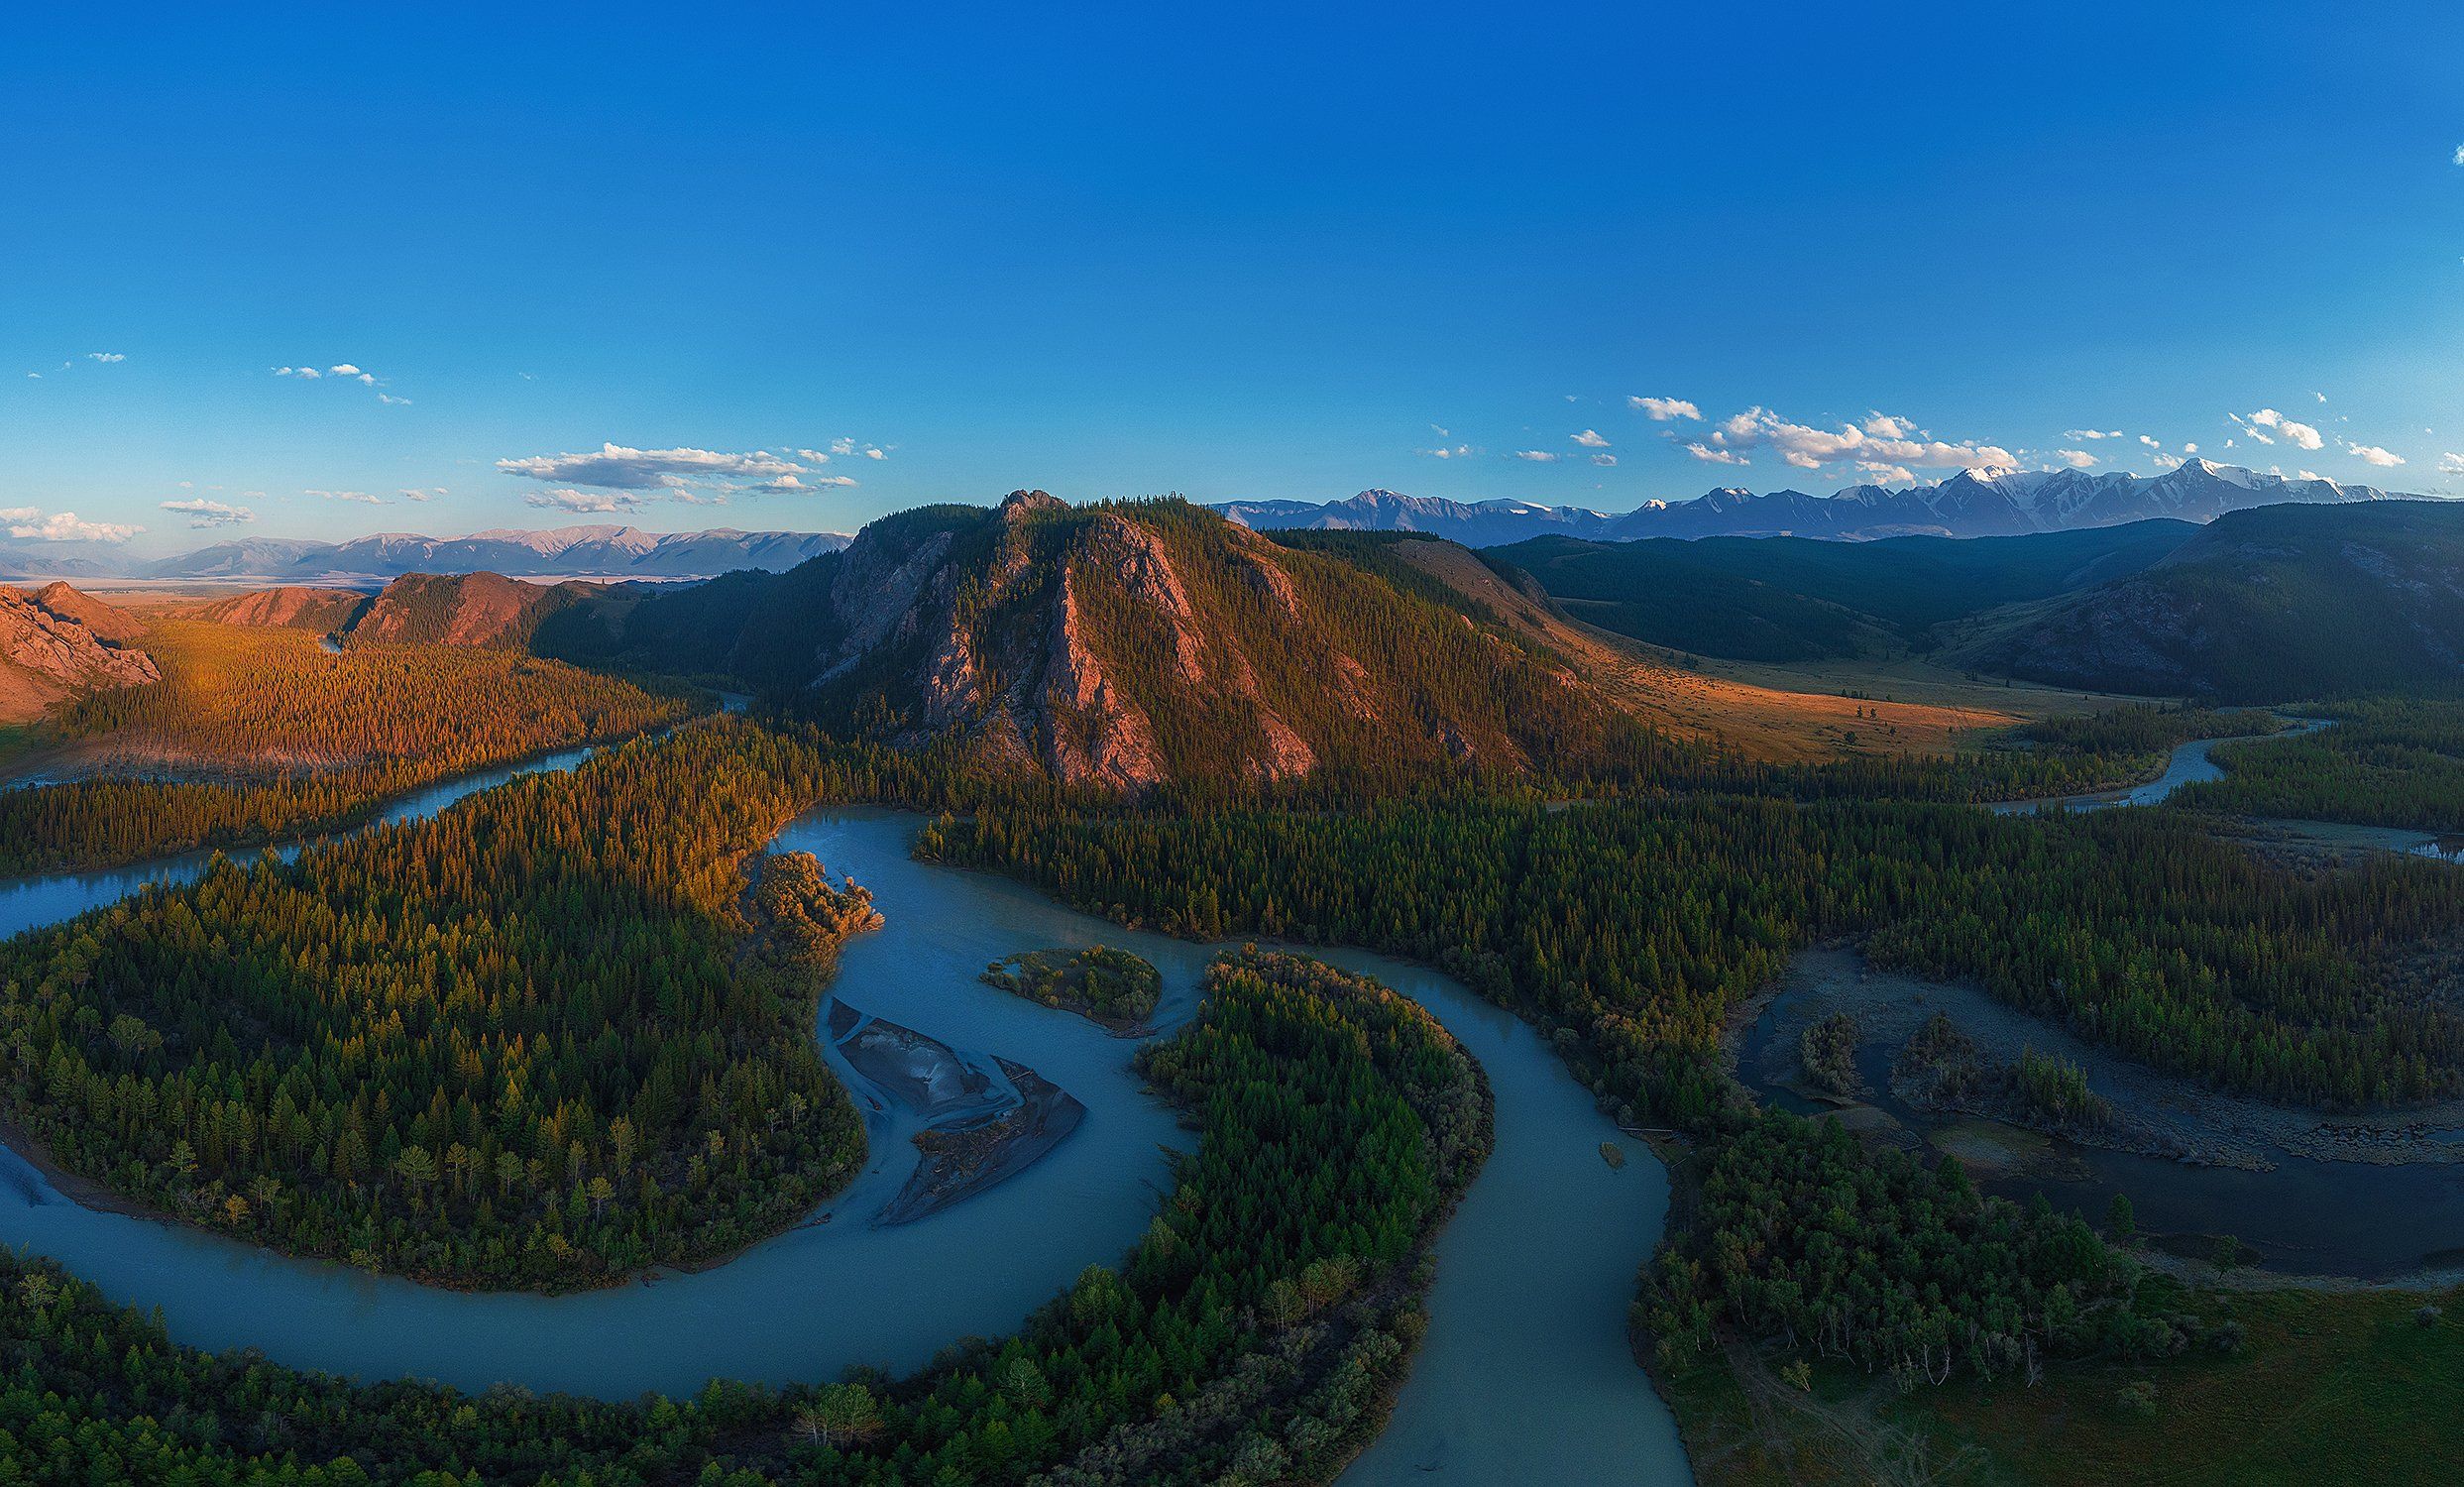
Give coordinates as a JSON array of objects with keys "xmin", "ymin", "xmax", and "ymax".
[
  {"xmin": 1216, "ymin": 460, "xmax": 2425, "ymax": 545},
  {"xmin": 148, "ymin": 524, "xmax": 853, "ymax": 581},
  {"xmin": 0, "ymin": 525, "xmax": 853, "ymax": 583}
]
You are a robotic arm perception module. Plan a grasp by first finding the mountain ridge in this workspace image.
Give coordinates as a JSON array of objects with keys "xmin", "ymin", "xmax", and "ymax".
[
  {"xmin": 536, "ymin": 491, "xmax": 1679, "ymax": 788},
  {"xmin": 1214, "ymin": 460, "xmax": 2425, "ymax": 546},
  {"xmin": 147, "ymin": 523, "xmax": 850, "ymax": 581},
  {"xmin": 1954, "ymin": 500, "xmax": 2464, "ymax": 700}
]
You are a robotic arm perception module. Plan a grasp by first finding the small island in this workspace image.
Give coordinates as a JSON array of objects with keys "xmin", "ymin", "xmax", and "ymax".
[{"xmin": 980, "ymin": 945, "xmax": 1162, "ymax": 1033}]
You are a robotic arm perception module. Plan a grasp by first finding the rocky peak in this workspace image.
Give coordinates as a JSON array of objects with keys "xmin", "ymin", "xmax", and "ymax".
[
  {"xmin": 1000, "ymin": 489, "xmax": 1066, "ymax": 521},
  {"xmin": 0, "ymin": 584, "xmax": 160, "ymax": 715}
]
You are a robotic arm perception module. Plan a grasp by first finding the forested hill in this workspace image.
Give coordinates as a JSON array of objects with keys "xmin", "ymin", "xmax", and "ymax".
[
  {"xmin": 536, "ymin": 491, "xmax": 1676, "ymax": 789},
  {"xmin": 192, "ymin": 571, "xmax": 615, "ymax": 652},
  {"xmin": 1957, "ymin": 500, "xmax": 2464, "ymax": 701},
  {"xmin": 1492, "ymin": 520, "xmax": 2191, "ymax": 663}
]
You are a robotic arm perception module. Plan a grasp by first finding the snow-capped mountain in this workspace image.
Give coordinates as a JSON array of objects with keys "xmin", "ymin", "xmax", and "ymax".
[
  {"xmin": 1213, "ymin": 461, "xmax": 2419, "ymax": 546},
  {"xmin": 145, "ymin": 524, "xmax": 852, "ymax": 581},
  {"xmin": 1214, "ymin": 489, "xmax": 1633, "ymax": 547}
]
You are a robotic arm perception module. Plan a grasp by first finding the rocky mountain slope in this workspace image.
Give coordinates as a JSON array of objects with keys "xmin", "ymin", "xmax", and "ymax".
[
  {"xmin": 1218, "ymin": 460, "xmax": 2412, "ymax": 546},
  {"xmin": 185, "ymin": 586, "xmax": 369, "ymax": 631},
  {"xmin": 0, "ymin": 584, "xmax": 159, "ymax": 721},
  {"xmin": 337, "ymin": 572, "xmax": 610, "ymax": 649},
  {"xmin": 1955, "ymin": 501, "xmax": 2464, "ymax": 701},
  {"xmin": 551, "ymin": 491, "xmax": 1668, "ymax": 787},
  {"xmin": 189, "ymin": 572, "xmax": 611, "ymax": 651}
]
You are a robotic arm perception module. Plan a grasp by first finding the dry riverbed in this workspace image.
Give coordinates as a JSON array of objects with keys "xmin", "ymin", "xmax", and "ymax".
[{"xmin": 826, "ymin": 1001, "xmax": 1088, "ymax": 1225}]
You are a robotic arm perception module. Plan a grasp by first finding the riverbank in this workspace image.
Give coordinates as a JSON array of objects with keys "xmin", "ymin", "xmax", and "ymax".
[{"xmin": 1738, "ymin": 948, "xmax": 2464, "ymax": 1279}]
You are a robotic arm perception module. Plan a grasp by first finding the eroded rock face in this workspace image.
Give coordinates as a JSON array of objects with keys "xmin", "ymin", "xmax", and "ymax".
[
  {"xmin": 803, "ymin": 492, "xmax": 1599, "ymax": 791},
  {"xmin": 0, "ymin": 586, "xmax": 160, "ymax": 705},
  {"xmin": 35, "ymin": 582, "xmax": 148, "ymax": 643},
  {"xmin": 1041, "ymin": 562, "xmax": 1168, "ymax": 789},
  {"xmin": 828, "ymin": 527, "xmax": 956, "ymax": 664},
  {"xmin": 1079, "ymin": 513, "xmax": 1205, "ymax": 686},
  {"xmin": 1228, "ymin": 527, "xmax": 1305, "ymax": 624}
]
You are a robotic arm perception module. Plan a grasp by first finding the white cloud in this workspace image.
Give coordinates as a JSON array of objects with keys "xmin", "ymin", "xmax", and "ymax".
[
  {"xmin": 2138, "ymin": 434, "xmax": 2160, "ymax": 448},
  {"xmin": 2439, "ymin": 453, "xmax": 2464, "ymax": 476},
  {"xmin": 2184, "ymin": 442, "xmax": 2199, "ymax": 455},
  {"xmin": 161, "ymin": 498, "xmax": 254, "ymax": 528},
  {"xmin": 86, "ymin": 352, "xmax": 124, "ymax": 364},
  {"xmin": 1428, "ymin": 424, "xmax": 1450, "ymax": 439},
  {"xmin": 2233, "ymin": 408, "xmax": 2323, "ymax": 451},
  {"xmin": 1627, "ymin": 396, "xmax": 1701, "ymax": 421},
  {"xmin": 0, "ymin": 509, "xmax": 143, "ymax": 543},
  {"xmin": 793, "ymin": 448, "xmax": 834, "ymax": 464},
  {"xmin": 1854, "ymin": 462, "xmax": 1916, "ymax": 484},
  {"xmin": 862, "ymin": 445, "xmax": 887, "ymax": 460},
  {"xmin": 2153, "ymin": 453, "xmax": 2184, "ymax": 470},
  {"xmin": 2054, "ymin": 449, "xmax": 2098, "ymax": 468},
  {"xmin": 525, "ymin": 488, "xmax": 649, "ymax": 514},
  {"xmin": 1511, "ymin": 450, "xmax": 1561, "ymax": 463},
  {"xmin": 2063, "ymin": 429, "xmax": 2125, "ymax": 440},
  {"xmin": 328, "ymin": 364, "xmax": 362, "ymax": 377},
  {"xmin": 1691, "ymin": 406, "xmax": 2015, "ymax": 472},
  {"xmin": 497, "ymin": 441, "xmax": 803, "ymax": 490},
  {"xmin": 750, "ymin": 472, "xmax": 859, "ymax": 493},
  {"xmin": 1571, "ymin": 429, "xmax": 1611, "ymax": 448},
  {"xmin": 2314, "ymin": 392, "xmax": 2328, "ymax": 403},
  {"xmin": 2454, "ymin": 144, "xmax": 2464, "ymax": 166},
  {"xmin": 274, "ymin": 366, "xmax": 322, "ymax": 379},
  {"xmin": 1861, "ymin": 412, "xmax": 1917, "ymax": 438},
  {"xmin": 305, "ymin": 489, "xmax": 385, "ymax": 505},
  {"xmin": 397, "ymin": 488, "xmax": 445, "ymax": 502},
  {"xmin": 1683, "ymin": 442, "xmax": 1748, "ymax": 466},
  {"xmin": 2346, "ymin": 442, "xmax": 2406, "ymax": 467},
  {"xmin": 378, "ymin": 393, "xmax": 411, "ymax": 405},
  {"xmin": 1589, "ymin": 453, "xmax": 1618, "ymax": 467},
  {"xmin": 1418, "ymin": 444, "xmax": 1475, "ymax": 459}
]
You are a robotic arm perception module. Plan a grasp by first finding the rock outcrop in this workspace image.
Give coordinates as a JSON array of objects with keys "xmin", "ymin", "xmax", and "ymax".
[
  {"xmin": 550, "ymin": 489, "xmax": 1655, "ymax": 790},
  {"xmin": 0, "ymin": 584, "xmax": 159, "ymax": 720}
]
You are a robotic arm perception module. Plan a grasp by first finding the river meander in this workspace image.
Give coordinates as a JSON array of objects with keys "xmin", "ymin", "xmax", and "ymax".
[{"xmin": 0, "ymin": 773, "xmax": 1692, "ymax": 1483}]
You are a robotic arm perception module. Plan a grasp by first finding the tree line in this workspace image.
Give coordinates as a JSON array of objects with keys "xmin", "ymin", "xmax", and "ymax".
[
  {"xmin": 0, "ymin": 946, "xmax": 1487, "ymax": 1486},
  {"xmin": 928, "ymin": 794, "xmax": 2464, "ymax": 1113}
]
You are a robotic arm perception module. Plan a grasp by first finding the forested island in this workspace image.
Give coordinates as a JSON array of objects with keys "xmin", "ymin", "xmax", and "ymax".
[{"xmin": 981, "ymin": 946, "xmax": 1163, "ymax": 1032}]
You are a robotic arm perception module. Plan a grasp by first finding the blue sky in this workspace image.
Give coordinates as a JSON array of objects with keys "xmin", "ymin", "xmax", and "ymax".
[{"xmin": 5, "ymin": 2, "xmax": 2463, "ymax": 553}]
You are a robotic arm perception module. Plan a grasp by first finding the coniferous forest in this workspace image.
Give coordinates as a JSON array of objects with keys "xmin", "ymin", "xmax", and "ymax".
[
  {"xmin": 0, "ymin": 624, "xmax": 695, "ymax": 875},
  {"xmin": 1, "ymin": 510, "xmax": 2462, "ymax": 1483}
]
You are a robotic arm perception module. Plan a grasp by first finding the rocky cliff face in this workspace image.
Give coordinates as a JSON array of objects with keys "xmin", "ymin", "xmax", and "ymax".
[
  {"xmin": 508, "ymin": 489, "xmax": 1655, "ymax": 788},
  {"xmin": 788, "ymin": 492, "xmax": 1633, "ymax": 789},
  {"xmin": 0, "ymin": 585, "xmax": 159, "ymax": 720}
]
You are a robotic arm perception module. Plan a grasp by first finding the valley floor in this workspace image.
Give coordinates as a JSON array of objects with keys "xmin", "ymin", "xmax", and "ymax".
[{"xmin": 1666, "ymin": 1285, "xmax": 2464, "ymax": 1487}]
